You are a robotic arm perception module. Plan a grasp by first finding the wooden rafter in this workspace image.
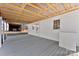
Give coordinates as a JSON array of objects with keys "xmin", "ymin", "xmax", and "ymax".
[
  {"xmin": 63, "ymin": 3, "xmax": 71, "ymax": 10},
  {"xmin": 22, "ymin": 3, "xmax": 28, "ymax": 8},
  {"xmin": 7, "ymin": 4, "xmax": 48, "ymax": 18},
  {"xmin": 52, "ymin": 3, "xmax": 63, "ymax": 11},
  {"xmin": 47, "ymin": 3, "xmax": 60, "ymax": 16},
  {"xmin": 2, "ymin": 14, "xmax": 31, "ymax": 23},
  {"xmin": 51, "ymin": 4, "xmax": 79, "ymax": 17},
  {"xmin": 1, "ymin": 12, "xmax": 43, "ymax": 23},
  {"xmin": 1, "ymin": 9, "xmax": 46, "ymax": 23},
  {"xmin": 28, "ymin": 3, "xmax": 49, "ymax": 11},
  {"xmin": 28, "ymin": 3, "xmax": 50, "ymax": 17},
  {"xmin": 70, "ymin": 3, "xmax": 77, "ymax": 8},
  {"xmin": 47, "ymin": 3, "xmax": 57, "ymax": 12},
  {"xmin": 28, "ymin": 3, "xmax": 43, "ymax": 11},
  {"xmin": 0, "ymin": 4, "xmax": 45, "ymax": 19},
  {"xmin": 0, "ymin": 5, "xmax": 40, "ymax": 19},
  {"xmin": 1, "ymin": 8, "xmax": 40, "ymax": 21},
  {"xmin": 0, "ymin": 3, "xmax": 79, "ymax": 23}
]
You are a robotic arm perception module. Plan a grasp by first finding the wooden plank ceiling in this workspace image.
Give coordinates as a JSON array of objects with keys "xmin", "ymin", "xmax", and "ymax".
[{"xmin": 0, "ymin": 3, "xmax": 79, "ymax": 23}]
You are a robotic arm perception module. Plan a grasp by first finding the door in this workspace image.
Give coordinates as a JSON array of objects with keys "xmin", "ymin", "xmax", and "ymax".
[{"xmin": 59, "ymin": 32, "xmax": 76, "ymax": 51}]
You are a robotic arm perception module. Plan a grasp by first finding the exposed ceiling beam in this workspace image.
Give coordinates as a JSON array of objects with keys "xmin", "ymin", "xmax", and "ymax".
[
  {"xmin": 0, "ymin": 6, "xmax": 40, "ymax": 19},
  {"xmin": 7, "ymin": 4, "xmax": 48, "ymax": 18},
  {"xmin": 1, "ymin": 11, "xmax": 45, "ymax": 23},
  {"xmin": 28, "ymin": 3, "xmax": 50, "ymax": 17},
  {"xmin": 63, "ymin": 3, "xmax": 71, "ymax": 10},
  {"xmin": 0, "ymin": 3, "xmax": 79, "ymax": 23},
  {"xmin": 28, "ymin": 3, "xmax": 49, "ymax": 12},
  {"xmin": 51, "ymin": 5, "xmax": 79, "ymax": 17},
  {"xmin": 0, "ymin": 4, "xmax": 45, "ymax": 19},
  {"xmin": 52, "ymin": 3, "xmax": 63, "ymax": 11},
  {"xmin": 47, "ymin": 3, "xmax": 60, "ymax": 16},
  {"xmin": 22, "ymin": 3, "xmax": 28, "ymax": 8},
  {"xmin": 3, "ymin": 15, "xmax": 31, "ymax": 23},
  {"xmin": 47, "ymin": 3, "xmax": 57, "ymax": 12},
  {"xmin": 1, "ymin": 9, "xmax": 41, "ymax": 21}
]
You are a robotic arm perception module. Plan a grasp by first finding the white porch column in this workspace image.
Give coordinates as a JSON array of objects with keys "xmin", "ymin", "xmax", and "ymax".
[{"xmin": 0, "ymin": 17, "xmax": 3, "ymax": 47}]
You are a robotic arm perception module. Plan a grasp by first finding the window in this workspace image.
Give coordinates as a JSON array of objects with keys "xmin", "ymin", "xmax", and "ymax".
[
  {"xmin": 53, "ymin": 19, "xmax": 60, "ymax": 29},
  {"xmin": 32, "ymin": 25, "xmax": 34, "ymax": 30}
]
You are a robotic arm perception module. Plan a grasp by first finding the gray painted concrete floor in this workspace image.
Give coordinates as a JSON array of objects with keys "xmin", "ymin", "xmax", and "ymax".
[{"xmin": 0, "ymin": 34, "xmax": 79, "ymax": 56}]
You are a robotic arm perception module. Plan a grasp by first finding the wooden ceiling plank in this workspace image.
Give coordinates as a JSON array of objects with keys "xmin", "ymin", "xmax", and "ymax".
[
  {"xmin": 63, "ymin": 3, "xmax": 71, "ymax": 10},
  {"xmin": 0, "ymin": 6, "xmax": 40, "ymax": 19},
  {"xmin": 28, "ymin": 3, "xmax": 50, "ymax": 17},
  {"xmin": 7, "ymin": 4, "xmax": 47, "ymax": 18},
  {"xmin": 1, "ymin": 3, "xmax": 79, "ymax": 23},
  {"xmin": 47, "ymin": 3, "xmax": 57, "ymax": 12},
  {"xmin": 2, "ymin": 15, "xmax": 31, "ymax": 23},
  {"xmin": 52, "ymin": 3, "xmax": 63, "ymax": 11},
  {"xmin": 50, "ymin": 5, "xmax": 79, "ymax": 19},
  {"xmin": 1, "ymin": 9, "xmax": 40, "ymax": 20},
  {"xmin": 22, "ymin": 3, "xmax": 28, "ymax": 8},
  {"xmin": 2, "ymin": 11, "xmax": 44, "ymax": 23},
  {"xmin": 47, "ymin": 3, "xmax": 61, "ymax": 17},
  {"xmin": 28, "ymin": 3, "xmax": 43, "ymax": 10},
  {"xmin": 1, "ymin": 13, "xmax": 38, "ymax": 23}
]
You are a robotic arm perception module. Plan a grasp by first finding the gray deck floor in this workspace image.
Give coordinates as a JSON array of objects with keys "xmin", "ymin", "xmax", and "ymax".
[{"xmin": 0, "ymin": 34, "xmax": 78, "ymax": 56}]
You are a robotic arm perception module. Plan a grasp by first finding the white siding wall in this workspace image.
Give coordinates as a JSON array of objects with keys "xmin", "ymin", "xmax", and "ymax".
[
  {"xmin": 28, "ymin": 16, "xmax": 61, "ymax": 41},
  {"xmin": 60, "ymin": 10, "xmax": 79, "ymax": 47},
  {"xmin": 28, "ymin": 10, "xmax": 79, "ymax": 47}
]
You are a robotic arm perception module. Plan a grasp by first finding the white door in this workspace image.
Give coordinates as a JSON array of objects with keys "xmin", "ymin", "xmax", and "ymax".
[{"xmin": 59, "ymin": 32, "xmax": 76, "ymax": 51}]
